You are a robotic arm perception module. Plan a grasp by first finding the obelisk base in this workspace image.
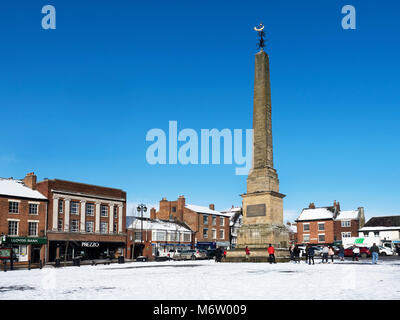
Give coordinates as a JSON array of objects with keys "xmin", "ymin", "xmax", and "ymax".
[{"xmin": 224, "ymin": 224, "xmax": 290, "ymax": 262}]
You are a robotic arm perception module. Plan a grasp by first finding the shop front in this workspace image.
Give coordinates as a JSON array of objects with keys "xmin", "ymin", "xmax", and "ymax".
[
  {"xmin": 2, "ymin": 236, "xmax": 47, "ymax": 264},
  {"xmin": 48, "ymin": 240, "xmax": 125, "ymax": 262},
  {"xmin": 152, "ymin": 242, "xmax": 192, "ymax": 256},
  {"xmin": 196, "ymin": 241, "xmax": 216, "ymax": 250}
]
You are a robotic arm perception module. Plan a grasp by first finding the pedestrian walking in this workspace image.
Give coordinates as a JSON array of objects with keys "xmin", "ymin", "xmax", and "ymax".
[
  {"xmin": 352, "ymin": 246, "xmax": 360, "ymax": 261},
  {"xmin": 267, "ymin": 244, "xmax": 276, "ymax": 264},
  {"xmin": 307, "ymin": 245, "xmax": 315, "ymax": 265},
  {"xmin": 245, "ymin": 246, "xmax": 250, "ymax": 261},
  {"xmin": 223, "ymin": 249, "xmax": 227, "ymax": 259},
  {"xmin": 304, "ymin": 244, "xmax": 309, "ymax": 263},
  {"xmin": 215, "ymin": 247, "xmax": 222, "ymax": 262},
  {"xmin": 370, "ymin": 243, "xmax": 380, "ymax": 264},
  {"xmin": 338, "ymin": 245, "xmax": 345, "ymax": 261},
  {"xmin": 328, "ymin": 246, "xmax": 335, "ymax": 263},
  {"xmin": 289, "ymin": 244, "xmax": 295, "ymax": 261},
  {"xmin": 321, "ymin": 245, "xmax": 329, "ymax": 263},
  {"xmin": 293, "ymin": 245, "xmax": 300, "ymax": 263}
]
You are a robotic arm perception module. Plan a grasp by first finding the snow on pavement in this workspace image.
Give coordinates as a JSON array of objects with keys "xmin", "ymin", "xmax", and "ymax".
[{"xmin": 1, "ymin": 259, "xmax": 399, "ymax": 300}]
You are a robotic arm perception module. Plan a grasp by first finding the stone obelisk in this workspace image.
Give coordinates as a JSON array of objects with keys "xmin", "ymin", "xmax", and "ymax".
[{"xmin": 226, "ymin": 25, "xmax": 289, "ymax": 262}]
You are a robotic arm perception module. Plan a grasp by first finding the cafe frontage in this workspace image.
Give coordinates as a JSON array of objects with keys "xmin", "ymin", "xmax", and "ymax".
[{"xmin": 46, "ymin": 232, "xmax": 126, "ymax": 262}]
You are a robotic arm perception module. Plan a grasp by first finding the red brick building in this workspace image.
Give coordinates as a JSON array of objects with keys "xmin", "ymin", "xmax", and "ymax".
[
  {"xmin": 126, "ymin": 215, "xmax": 193, "ymax": 260},
  {"xmin": 0, "ymin": 173, "xmax": 48, "ymax": 266},
  {"xmin": 36, "ymin": 176, "xmax": 127, "ymax": 262},
  {"xmin": 295, "ymin": 201, "xmax": 365, "ymax": 245},
  {"xmin": 154, "ymin": 196, "xmax": 230, "ymax": 249}
]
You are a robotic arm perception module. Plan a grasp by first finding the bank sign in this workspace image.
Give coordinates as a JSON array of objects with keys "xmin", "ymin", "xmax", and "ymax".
[
  {"xmin": 81, "ymin": 242, "xmax": 100, "ymax": 248},
  {"xmin": 5, "ymin": 237, "xmax": 47, "ymax": 245}
]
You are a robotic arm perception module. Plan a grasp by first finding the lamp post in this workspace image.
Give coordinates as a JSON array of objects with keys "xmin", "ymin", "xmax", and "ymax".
[{"xmin": 137, "ymin": 204, "xmax": 147, "ymax": 256}]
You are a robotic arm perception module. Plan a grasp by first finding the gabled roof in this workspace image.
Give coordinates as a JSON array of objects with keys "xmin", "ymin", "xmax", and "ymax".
[
  {"xmin": 0, "ymin": 178, "xmax": 47, "ymax": 200},
  {"xmin": 336, "ymin": 210, "xmax": 359, "ymax": 220},
  {"xmin": 127, "ymin": 218, "xmax": 192, "ymax": 232},
  {"xmin": 364, "ymin": 216, "xmax": 400, "ymax": 228},
  {"xmin": 185, "ymin": 204, "xmax": 227, "ymax": 217},
  {"xmin": 297, "ymin": 207, "xmax": 334, "ymax": 221}
]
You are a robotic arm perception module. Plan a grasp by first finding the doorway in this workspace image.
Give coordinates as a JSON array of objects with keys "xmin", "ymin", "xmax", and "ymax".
[{"xmin": 31, "ymin": 245, "xmax": 41, "ymax": 263}]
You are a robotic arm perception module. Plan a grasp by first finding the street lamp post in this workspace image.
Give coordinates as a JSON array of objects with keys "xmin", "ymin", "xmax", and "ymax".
[{"xmin": 137, "ymin": 204, "xmax": 147, "ymax": 256}]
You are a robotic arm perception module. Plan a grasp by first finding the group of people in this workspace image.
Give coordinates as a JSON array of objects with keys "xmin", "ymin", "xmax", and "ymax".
[
  {"xmin": 289, "ymin": 244, "xmax": 346, "ymax": 265},
  {"xmin": 245, "ymin": 244, "xmax": 277, "ymax": 264}
]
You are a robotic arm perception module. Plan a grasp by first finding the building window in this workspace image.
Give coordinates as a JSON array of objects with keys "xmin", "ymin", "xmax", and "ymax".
[
  {"xmin": 28, "ymin": 222, "xmax": 38, "ymax": 236},
  {"xmin": 341, "ymin": 220, "xmax": 351, "ymax": 227},
  {"xmin": 183, "ymin": 233, "xmax": 191, "ymax": 242},
  {"xmin": 156, "ymin": 232, "xmax": 166, "ymax": 241},
  {"xmin": 172, "ymin": 206, "xmax": 176, "ymax": 212},
  {"xmin": 318, "ymin": 222, "xmax": 325, "ymax": 231},
  {"xmin": 58, "ymin": 220, "xmax": 63, "ymax": 231},
  {"xmin": 101, "ymin": 205, "xmax": 108, "ymax": 217},
  {"xmin": 318, "ymin": 234, "xmax": 325, "ymax": 243},
  {"xmin": 86, "ymin": 203, "xmax": 94, "ymax": 216},
  {"xmin": 303, "ymin": 223, "xmax": 310, "ymax": 232},
  {"xmin": 8, "ymin": 221, "xmax": 18, "ymax": 236},
  {"xmin": 70, "ymin": 201, "xmax": 79, "ymax": 215},
  {"xmin": 363, "ymin": 232, "xmax": 368, "ymax": 236},
  {"xmin": 113, "ymin": 223, "xmax": 117, "ymax": 233},
  {"xmin": 342, "ymin": 232, "xmax": 352, "ymax": 238},
  {"xmin": 70, "ymin": 220, "xmax": 79, "ymax": 232},
  {"xmin": 169, "ymin": 232, "xmax": 178, "ymax": 241},
  {"xmin": 212, "ymin": 229, "xmax": 217, "ymax": 239},
  {"xmin": 100, "ymin": 222, "xmax": 108, "ymax": 234},
  {"xmin": 303, "ymin": 234, "xmax": 310, "ymax": 243},
  {"xmin": 29, "ymin": 204, "xmax": 39, "ymax": 215},
  {"xmin": 219, "ymin": 229, "xmax": 224, "ymax": 239},
  {"xmin": 220, "ymin": 217, "xmax": 225, "ymax": 226},
  {"xmin": 212, "ymin": 216, "xmax": 216, "ymax": 226},
  {"xmin": 203, "ymin": 228, "xmax": 208, "ymax": 238},
  {"xmin": 58, "ymin": 200, "xmax": 63, "ymax": 214},
  {"xmin": 374, "ymin": 232, "xmax": 379, "ymax": 237},
  {"xmin": 134, "ymin": 231, "xmax": 142, "ymax": 241},
  {"xmin": 203, "ymin": 215, "xmax": 208, "ymax": 225},
  {"xmin": 9, "ymin": 201, "xmax": 19, "ymax": 214},
  {"xmin": 114, "ymin": 206, "xmax": 118, "ymax": 219},
  {"xmin": 86, "ymin": 221, "xmax": 94, "ymax": 233}
]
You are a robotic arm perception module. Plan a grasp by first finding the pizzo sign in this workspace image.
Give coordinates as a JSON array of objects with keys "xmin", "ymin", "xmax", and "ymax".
[{"xmin": 81, "ymin": 242, "xmax": 100, "ymax": 248}]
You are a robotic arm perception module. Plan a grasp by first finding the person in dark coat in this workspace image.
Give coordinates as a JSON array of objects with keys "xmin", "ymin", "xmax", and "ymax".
[
  {"xmin": 307, "ymin": 246, "xmax": 315, "ymax": 265},
  {"xmin": 293, "ymin": 245, "xmax": 301, "ymax": 263},
  {"xmin": 338, "ymin": 245, "xmax": 345, "ymax": 261},
  {"xmin": 370, "ymin": 243, "xmax": 380, "ymax": 264},
  {"xmin": 304, "ymin": 244, "xmax": 309, "ymax": 263},
  {"xmin": 215, "ymin": 247, "xmax": 223, "ymax": 262}
]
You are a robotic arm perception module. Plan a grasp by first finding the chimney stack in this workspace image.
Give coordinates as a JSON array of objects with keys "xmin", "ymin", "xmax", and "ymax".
[
  {"xmin": 24, "ymin": 172, "xmax": 37, "ymax": 190},
  {"xmin": 150, "ymin": 208, "xmax": 157, "ymax": 220},
  {"xmin": 308, "ymin": 202, "xmax": 315, "ymax": 209},
  {"xmin": 209, "ymin": 204, "xmax": 215, "ymax": 210}
]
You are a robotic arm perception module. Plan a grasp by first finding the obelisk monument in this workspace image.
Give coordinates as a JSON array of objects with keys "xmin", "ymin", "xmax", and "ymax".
[{"xmin": 226, "ymin": 24, "xmax": 289, "ymax": 262}]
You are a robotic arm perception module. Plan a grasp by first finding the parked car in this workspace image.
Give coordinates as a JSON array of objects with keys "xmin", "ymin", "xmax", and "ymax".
[
  {"xmin": 378, "ymin": 246, "xmax": 394, "ymax": 256},
  {"xmin": 311, "ymin": 246, "xmax": 323, "ymax": 256},
  {"xmin": 166, "ymin": 249, "xmax": 181, "ymax": 259},
  {"xmin": 343, "ymin": 246, "xmax": 371, "ymax": 258},
  {"xmin": 173, "ymin": 249, "xmax": 208, "ymax": 261}
]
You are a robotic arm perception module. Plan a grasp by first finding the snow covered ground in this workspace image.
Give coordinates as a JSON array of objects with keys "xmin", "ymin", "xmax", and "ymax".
[{"xmin": 1, "ymin": 259, "xmax": 400, "ymax": 300}]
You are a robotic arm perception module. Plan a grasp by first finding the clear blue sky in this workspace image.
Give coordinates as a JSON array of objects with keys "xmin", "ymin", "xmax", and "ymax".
[{"xmin": 1, "ymin": 0, "xmax": 399, "ymax": 222}]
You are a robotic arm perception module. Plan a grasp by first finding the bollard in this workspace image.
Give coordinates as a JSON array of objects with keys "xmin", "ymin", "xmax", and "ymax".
[
  {"xmin": 28, "ymin": 260, "xmax": 31, "ymax": 270},
  {"xmin": 39, "ymin": 260, "xmax": 42, "ymax": 269},
  {"xmin": 3, "ymin": 261, "xmax": 7, "ymax": 272}
]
